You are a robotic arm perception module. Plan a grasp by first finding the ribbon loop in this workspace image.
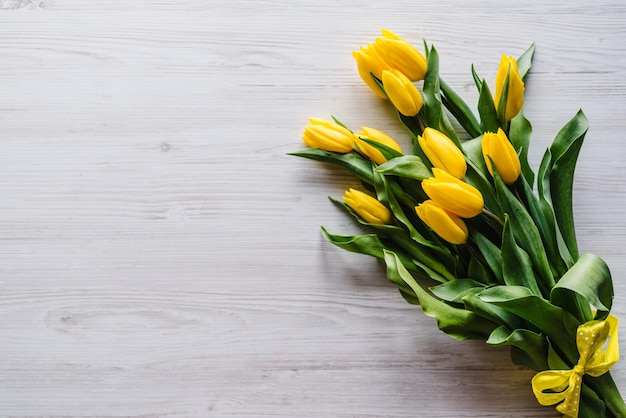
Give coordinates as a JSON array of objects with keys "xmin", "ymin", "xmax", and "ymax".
[{"xmin": 531, "ymin": 315, "xmax": 619, "ymax": 418}]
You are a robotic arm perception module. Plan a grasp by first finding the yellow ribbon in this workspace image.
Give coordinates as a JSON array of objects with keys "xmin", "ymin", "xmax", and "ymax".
[{"xmin": 531, "ymin": 315, "xmax": 619, "ymax": 418}]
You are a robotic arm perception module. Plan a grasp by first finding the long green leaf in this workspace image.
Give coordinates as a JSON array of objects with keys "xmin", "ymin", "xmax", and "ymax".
[
  {"xmin": 384, "ymin": 250, "xmax": 497, "ymax": 340},
  {"xmin": 430, "ymin": 279, "xmax": 486, "ymax": 303},
  {"xmin": 470, "ymin": 229, "xmax": 503, "ymax": 282},
  {"xmin": 517, "ymin": 42, "xmax": 536, "ymax": 82},
  {"xmin": 289, "ymin": 148, "xmax": 374, "ymax": 184},
  {"xmin": 495, "ymin": 174, "xmax": 554, "ymax": 291},
  {"xmin": 508, "ymin": 111, "xmax": 534, "ymax": 185},
  {"xmin": 477, "ymin": 285, "xmax": 579, "ymax": 364},
  {"xmin": 321, "ymin": 227, "xmax": 385, "ymax": 259},
  {"xmin": 420, "ymin": 46, "xmax": 461, "ymax": 146},
  {"xmin": 440, "ymin": 78, "xmax": 482, "ymax": 138},
  {"xmin": 320, "ymin": 226, "xmax": 426, "ymax": 283},
  {"xmin": 477, "ymin": 79, "xmax": 500, "ymax": 133},
  {"xmin": 537, "ymin": 110, "xmax": 589, "ymax": 261},
  {"xmin": 375, "ymin": 155, "xmax": 432, "ymax": 180},
  {"xmin": 487, "ymin": 325, "xmax": 548, "ymax": 371},
  {"xmin": 551, "ymin": 253, "xmax": 613, "ymax": 320},
  {"xmin": 462, "ymin": 293, "xmax": 524, "ymax": 329},
  {"xmin": 467, "ymin": 256, "xmax": 497, "ymax": 285},
  {"xmin": 501, "ymin": 214, "xmax": 542, "ymax": 296},
  {"xmin": 496, "ymin": 68, "xmax": 510, "ymax": 126},
  {"xmin": 516, "ymin": 176, "xmax": 570, "ymax": 277},
  {"xmin": 358, "ymin": 137, "xmax": 404, "ymax": 162}
]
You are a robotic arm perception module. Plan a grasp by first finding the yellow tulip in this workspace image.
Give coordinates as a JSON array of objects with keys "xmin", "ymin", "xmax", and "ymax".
[
  {"xmin": 353, "ymin": 43, "xmax": 390, "ymax": 99},
  {"xmin": 416, "ymin": 200, "xmax": 468, "ymax": 245},
  {"xmin": 494, "ymin": 55, "xmax": 525, "ymax": 121},
  {"xmin": 374, "ymin": 29, "xmax": 428, "ymax": 82},
  {"xmin": 302, "ymin": 118, "xmax": 355, "ymax": 153},
  {"xmin": 356, "ymin": 127, "xmax": 402, "ymax": 165},
  {"xmin": 343, "ymin": 188, "xmax": 392, "ymax": 225},
  {"xmin": 417, "ymin": 127, "xmax": 467, "ymax": 179},
  {"xmin": 482, "ymin": 128, "xmax": 521, "ymax": 184},
  {"xmin": 382, "ymin": 69, "xmax": 423, "ymax": 116},
  {"xmin": 421, "ymin": 168, "xmax": 484, "ymax": 218}
]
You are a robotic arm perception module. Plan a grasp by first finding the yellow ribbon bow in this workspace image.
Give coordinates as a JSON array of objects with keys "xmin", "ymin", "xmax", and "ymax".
[{"xmin": 532, "ymin": 315, "xmax": 619, "ymax": 418}]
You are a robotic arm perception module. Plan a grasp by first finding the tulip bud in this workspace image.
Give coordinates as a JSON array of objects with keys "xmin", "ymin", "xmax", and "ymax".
[
  {"xmin": 494, "ymin": 55, "xmax": 525, "ymax": 121},
  {"xmin": 482, "ymin": 128, "xmax": 521, "ymax": 184},
  {"xmin": 343, "ymin": 188, "xmax": 392, "ymax": 225},
  {"xmin": 353, "ymin": 43, "xmax": 390, "ymax": 99},
  {"xmin": 417, "ymin": 127, "xmax": 467, "ymax": 179},
  {"xmin": 374, "ymin": 29, "xmax": 428, "ymax": 82},
  {"xmin": 356, "ymin": 127, "xmax": 402, "ymax": 165},
  {"xmin": 382, "ymin": 69, "xmax": 423, "ymax": 116},
  {"xmin": 302, "ymin": 118, "xmax": 355, "ymax": 153},
  {"xmin": 421, "ymin": 168, "xmax": 484, "ymax": 218},
  {"xmin": 416, "ymin": 200, "xmax": 468, "ymax": 245}
]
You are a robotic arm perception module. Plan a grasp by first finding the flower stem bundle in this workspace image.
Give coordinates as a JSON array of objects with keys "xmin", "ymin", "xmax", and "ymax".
[{"xmin": 291, "ymin": 30, "xmax": 625, "ymax": 417}]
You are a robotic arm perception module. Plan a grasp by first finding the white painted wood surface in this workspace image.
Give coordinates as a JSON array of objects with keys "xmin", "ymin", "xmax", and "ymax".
[{"xmin": 1, "ymin": 1, "xmax": 626, "ymax": 416}]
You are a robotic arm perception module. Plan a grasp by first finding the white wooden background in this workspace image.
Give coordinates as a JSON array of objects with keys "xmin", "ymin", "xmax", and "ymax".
[{"xmin": 1, "ymin": 1, "xmax": 626, "ymax": 416}]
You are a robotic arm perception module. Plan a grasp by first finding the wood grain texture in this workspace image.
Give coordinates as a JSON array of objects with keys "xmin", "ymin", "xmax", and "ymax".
[{"xmin": 1, "ymin": 1, "xmax": 626, "ymax": 416}]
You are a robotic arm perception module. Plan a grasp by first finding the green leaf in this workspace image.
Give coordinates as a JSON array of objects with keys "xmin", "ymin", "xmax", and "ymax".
[
  {"xmin": 289, "ymin": 148, "xmax": 374, "ymax": 184},
  {"xmin": 537, "ymin": 110, "xmax": 589, "ymax": 261},
  {"xmin": 440, "ymin": 78, "xmax": 482, "ymax": 138},
  {"xmin": 430, "ymin": 279, "xmax": 486, "ymax": 303},
  {"xmin": 464, "ymin": 156, "xmax": 503, "ymax": 220},
  {"xmin": 496, "ymin": 67, "xmax": 510, "ymax": 125},
  {"xmin": 462, "ymin": 135, "xmax": 488, "ymax": 174},
  {"xmin": 462, "ymin": 293, "xmax": 524, "ymax": 329},
  {"xmin": 321, "ymin": 227, "xmax": 385, "ymax": 259},
  {"xmin": 477, "ymin": 79, "xmax": 500, "ymax": 133},
  {"xmin": 477, "ymin": 285, "xmax": 579, "ymax": 364},
  {"xmin": 515, "ymin": 176, "xmax": 570, "ymax": 277},
  {"xmin": 397, "ymin": 113, "xmax": 422, "ymax": 138},
  {"xmin": 468, "ymin": 256, "xmax": 496, "ymax": 285},
  {"xmin": 508, "ymin": 111, "xmax": 534, "ymax": 185},
  {"xmin": 375, "ymin": 155, "xmax": 432, "ymax": 180},
  {"xmin": 384, "ymin": 250, "xmax": 497, "ymax": 340},
  {"xmin": 471, "ymin": 64, "xmax": 482, "ymax": 91},
  {"xmin": 487, "ymin": 325, "xmax": 548, "ymax": 371},
  {"xmin": 321, "ymin": 225, "xmax": 426, "ymax": 286},
  {"xmin": 501, "ymin": 214, "xmax": 542, "ymax": 296},
  {"xmin": 331, "ymin": 115, "xmax": 353, "ymax": 132},
  {"xmin": 579, "ymin": 384, "xmax": 607, "ymax": 418},
  {"xmin": 517, "ymin": 42, "xmax": 536, "ymax": 82},
  {"xmin": 357, "ymin": 137, "xmax": 404, "ymax": 162},
  {"xmin": 495, "ymin": 174, "xmax": 554, "ymax": 291},
  {"xmin": 551, "ymin": 253, "xmax": 613, "ymax": 320},
  {"xmin": 470, "ymin": 229, "xmax": 503, "ymax": 282},
  {"xmin": 420, "ymin": 46, "xmax": 461, "ymax": 147}
]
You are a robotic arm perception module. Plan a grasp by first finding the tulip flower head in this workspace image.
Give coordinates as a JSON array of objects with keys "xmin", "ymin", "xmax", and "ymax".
[
  {"xmin": 356, "ymin": 127, "xmax": 402, "ymax": 165},
  {"xmin": 482, "ymin": 128, "xmax": 521, "ymax": 185},
  {"xmin": 416, "ymin": 200, "xmax": 468, "ymax": 245},
  {"xmin": 421, "ymin": 168, "xmax": 484, "ymax": 218},
  {"xmin": 374, "ymin": 29, "xmax": 428, "ymax": 82},
  {"xmin": 343, "ymin": 188, "xmax": 392, "ymax": 225},
  {"xmin": 494, "ymin": 55, "xmax": 525, "ymax": 121},
  {"xmin": 382, "ymin": 69, "xmax": 423, "ymax": 116},
  {"xmin": 302, "ymin": 118, "xmax": 355, "ymax": 153},
  {"xmin": 353, "ymin": 43, "xmax": 390, "ymax": 99},
  {"xmin": 418, "ymin": 127, "xmax": 467, "ymax": 179}
]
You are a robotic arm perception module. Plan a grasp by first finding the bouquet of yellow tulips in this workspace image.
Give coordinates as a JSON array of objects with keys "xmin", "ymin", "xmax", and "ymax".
[{"xmin": 291, "ymin": 30, "xmax": 625, "ymax": 417}]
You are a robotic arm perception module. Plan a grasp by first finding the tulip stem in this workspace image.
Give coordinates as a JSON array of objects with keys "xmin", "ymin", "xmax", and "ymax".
[{"xmin": 481, "ymin": 208, "xmax": 504, "ymax": 232}]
